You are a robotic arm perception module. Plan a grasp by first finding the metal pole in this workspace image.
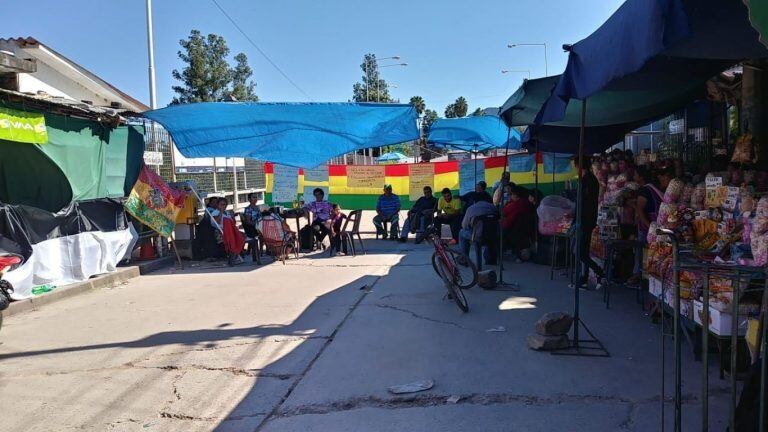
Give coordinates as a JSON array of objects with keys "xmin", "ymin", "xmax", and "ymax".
[
  {"xmin": 213, "ymin": 158, "xmax": 218, "ymax": 193},
  {"xmin": 702, "ymin": 269, "xmax": 710, "ymax": 432},
  {"xmin": 232, "ymin": 158, "xmax": 239, "ymax": 209},
  {"xmin": 145, "ymin": 0, "xmax": 157, "ymax": 110},
  {"xmin": 673, "ymin": 241, "xmax": 681, "ymax": 432},
  {"xmin": 573, "ymin": 98, "xmax": 587, "ymax": 350},
  {"xmin": 543, "ymin": 43, "xmax": 548, "ymax": 76},
  {"xmin": 498, "ymin": 127, "xmax": 512, "ymax": 285}
]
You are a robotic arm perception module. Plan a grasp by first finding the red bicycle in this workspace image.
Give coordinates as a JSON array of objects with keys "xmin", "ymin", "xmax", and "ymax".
[{"xmin": 426, "ymin": 226, "xmax": 477, "ymax": 312}]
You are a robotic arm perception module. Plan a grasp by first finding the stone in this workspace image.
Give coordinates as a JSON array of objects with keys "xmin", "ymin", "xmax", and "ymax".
[
  {"xmin": 527, "ymin": 333, "xmax": 569, "ymax": 351},
  {"xmin": 535, "ymin": 311, "xmax": 574, "ymax": 336},
  {"xmin": 477, "ymin": 270, "xmax": 497, "ymax": 289}
]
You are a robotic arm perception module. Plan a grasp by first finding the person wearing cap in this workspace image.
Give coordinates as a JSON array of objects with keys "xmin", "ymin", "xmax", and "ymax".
[{"xmin": 373, "ymin": 184, "xmax": 401, "ymax": 240}]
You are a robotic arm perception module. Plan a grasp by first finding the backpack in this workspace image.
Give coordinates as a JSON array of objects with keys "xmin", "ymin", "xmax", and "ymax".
[{"xmin": 299, "ymin": 225, "xmax": 314, "ymax": 251}]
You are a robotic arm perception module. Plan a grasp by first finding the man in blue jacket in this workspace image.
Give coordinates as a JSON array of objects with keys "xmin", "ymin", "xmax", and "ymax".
[{"xmin": 373, "ymin": 184, "xmax": 401, "ymax": 240}]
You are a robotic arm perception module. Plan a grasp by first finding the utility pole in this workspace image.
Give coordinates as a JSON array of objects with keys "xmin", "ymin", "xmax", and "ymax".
[{"xmin": 145, "ymin": 0, "xmax": 157, "ymax": 110}]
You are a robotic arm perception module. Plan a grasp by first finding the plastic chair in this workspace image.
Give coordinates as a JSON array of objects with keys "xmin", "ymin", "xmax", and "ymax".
[
  {"xmin": 471, "ymin": 214, "xmax": 500, "ymax": 270},
  {"xmin": 260, "ymin": 217, "xmax": 297, "ymax": 264},
  {"xmin": 329, "ymin": 210, "xmax": 365, "ymax": 257}
]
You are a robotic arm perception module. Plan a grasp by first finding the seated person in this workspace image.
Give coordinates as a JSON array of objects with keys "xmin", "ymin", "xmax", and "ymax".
[
  {"xmin": 492, "ymin": 172, "xmax": 515, "ymax": 206},
  {"xmin": 194, "ymin": 197, "xmax": 226, "ymax": 260},
  {"xmin": 459, "ymin": 195, "xmax": 498, "ymax": 264},
  {"xmin": 399, "ymin": 186, "xmax": 437, "ymax": 244},
  {"xmin": 241, "ymin": 192, "xmax": 262, "ymax": 238},
  {"xmin": 434, "ymin": 187, "xmax": 462, "ymax": 242},
  {"xmin": 460, "ymin": 181, "xmax": 493, "ymax": 209},
  {"xmin": 304, "ymin": 188, "xmax": 333, "ymax": 244},
  {"xmin": 213, "ymin": 198, "xmax": 246, "ymax": 265},
  {"xmin": 329, "ymin": 203, "xmax": 348, "ymax": 255},
  {"xmin": 501, "ymin": 185, "xmax": 536, "ymax": 260},
  {"xmin": 373, "ymin": 184, "xmax": 401, "ymax": 240}
]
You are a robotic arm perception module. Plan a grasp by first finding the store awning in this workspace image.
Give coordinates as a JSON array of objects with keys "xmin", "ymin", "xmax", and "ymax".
[
  {"xmin": 537, "ymin": 0, "xmax": 768, "ymax": 126},
  {"xmin": 143, "ymin": 102, "xmax": 420, "ymax": 169},
  {"xmin": 427, "ymin": 115, "xmax": 521, "ymax": 152}
]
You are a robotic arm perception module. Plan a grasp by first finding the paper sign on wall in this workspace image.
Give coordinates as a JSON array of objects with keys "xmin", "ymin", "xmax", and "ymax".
[
  {"xmin": 409, "ymin": 164, "xmax": 435, "ymax": 200},
  {"xmin": 272, "ymin": 164, "xmax": 299, "ymax": 203},
  {"xmin": 304, "ymin": 165, "xmax": 329, "ymax": 182},
  {"xmin": 459, "ymin": 159, "xmax": 484, "ymax": 196},
  {"xmin": 347, "ymin": 165, "xmax": 385, "ymax": 188}
]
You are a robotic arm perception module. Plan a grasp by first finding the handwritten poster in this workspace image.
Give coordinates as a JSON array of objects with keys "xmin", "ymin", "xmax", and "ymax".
[
  {"xmin": 347, "ymin": 165, "xmax": 385, "ymax": 188},
  {"xmin": 303, "ymin": 186, "xmax": 329, "ymax": 203},
  {"xmin": 272, "ymin": 164, "xmax": 299, "ymax": 203},
  {"xmin": 304, "ymin": 165, "xmax": 328, "ymax": 182},
  {"xmin": 409, "ymin": 164, "xmax": 435, "ymax": 200},
  {"xmin": 459, "ymin": 159, "xmax": 484, "ymax": 196}
]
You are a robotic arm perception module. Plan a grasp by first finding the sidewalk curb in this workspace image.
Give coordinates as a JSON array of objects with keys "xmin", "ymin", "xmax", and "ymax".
[{"xmin": 5, "ymin": 266, "xmax": 141, "ymax": 318}]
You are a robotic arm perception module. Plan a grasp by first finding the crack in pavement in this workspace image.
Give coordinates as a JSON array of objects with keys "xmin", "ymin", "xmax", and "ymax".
[
  {"xmin": 148, "ymin": 364, "xmax": 296, "ymax": 380},
  {"xmin": 373, "ymin": 304, "xmax": 475, "ymax": 331},
  {"xmin": 255, "ymin": 277, "xmax": 381, "ymax": 431},
  {"xmin": 275, "ymin": 391, "xmax": 724, "ymax": 418},
  {"xmin": 618, "ymin": 402, "xmax": 638, "ymax": 431}
]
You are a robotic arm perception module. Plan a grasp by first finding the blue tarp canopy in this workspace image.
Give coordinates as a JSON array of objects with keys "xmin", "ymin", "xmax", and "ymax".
[
  {"xmin": 427, "ymin": 115, "xmax": 521, "ymax": 152},
  {"xmin": 537, "ymin": 0, "xmax": 768, "ymax": 126},
  {"xmin": 376, "ymin": 151, "xmax": 408, "ymax": 162},
  {"xmin": 143, "ymin": 102, "xmax": 420, "ymax": 168}
]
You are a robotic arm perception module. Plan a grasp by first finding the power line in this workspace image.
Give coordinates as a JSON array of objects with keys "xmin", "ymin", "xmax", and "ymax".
[{"xmin": 211, "ymin": 0, "xmax": 312, "ymax": 101}]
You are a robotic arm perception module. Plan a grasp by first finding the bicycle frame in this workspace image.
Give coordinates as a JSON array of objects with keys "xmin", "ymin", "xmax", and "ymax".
[{"xmin": 428, "ymin": 231, "xmax": 458, "ymax": 283}]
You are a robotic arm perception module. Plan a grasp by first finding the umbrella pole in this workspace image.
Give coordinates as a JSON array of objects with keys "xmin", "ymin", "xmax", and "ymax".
[
  {"xmin": 552, "ymin": 97, "xmax": 608, "ymax": 358},
  {"xmin": 534, "ymin": 142, "xmax": 539, "ymax": 253},
  {"xmin": 497, "ymin": 127, "xmax": 517, "ymax": 289}
]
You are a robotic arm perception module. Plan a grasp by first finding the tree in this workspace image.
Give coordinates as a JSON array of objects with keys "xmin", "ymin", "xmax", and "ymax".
[
  {"xmin": 171, "ymin": 30, "xmax": 258, "ymax": 104},
  {"xmin": 352, "ymin": 53, "xmax": 392, "ymax": 103},
  {"xmin": 409, "ymin": 95, "xmax": 426, "ymax": 115},
  {"xmin": 229, "ymin": 53, "xmax": 259, "ymax": 101},
  {"xmin": 470, "ymin": 107, "xmax": 484, "ymax": 116},
  {"xmin": 444, "ymin": 96, "xmax": 468, "ymax": 118},
  {"xmin": 422, "ymin": 109, "xmax": 438, "ymax": 132}
]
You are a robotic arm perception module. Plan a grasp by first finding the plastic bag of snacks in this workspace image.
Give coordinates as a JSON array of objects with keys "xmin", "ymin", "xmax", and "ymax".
[
  {"xmin": 680, "ymin": 183, "xmax": 694, "ymax": 207},
  {"xmin": 663, "ymin": 179, "xmax": 684, "ymax": 204},
  {"xmin": 690, "ymin": 182, "xmax": 706, "ymax": 211},
  {"xmin": 657, "ymin": 203, "xmax": 679, "ymax": 228},
  {"xmin": 647, "ymin": 221, "xmax": 659, "ymax": 243},
  {"xmin": 537, "ymin": 196, "xmax": 575, "ymax": 235},
  {"xmin": 731, "ymin": 134, "xmax": 754, "ymax": 164},
  {"xmin": 752, "ymin": 232, "xmax": 768, "ymax": 266},
  {"xmin": 755, "ymin": 197, "xmax": 768, "ymax": 235}
]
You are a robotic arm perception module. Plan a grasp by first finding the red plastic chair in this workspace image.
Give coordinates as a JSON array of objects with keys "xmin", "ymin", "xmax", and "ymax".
[{"xmin": 260, "ymin": 217, "xmax": 297, "ymax": 264}]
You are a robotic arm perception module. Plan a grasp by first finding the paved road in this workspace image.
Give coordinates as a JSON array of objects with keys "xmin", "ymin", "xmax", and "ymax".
[{"xmin": 0, "ymin": 239, "xmax": 730, "ymax": 431}]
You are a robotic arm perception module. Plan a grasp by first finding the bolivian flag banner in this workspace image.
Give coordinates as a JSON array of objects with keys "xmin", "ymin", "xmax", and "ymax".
[{"xmin": 124, "ymin": 165, "xmax": 188, "ymax": 236}]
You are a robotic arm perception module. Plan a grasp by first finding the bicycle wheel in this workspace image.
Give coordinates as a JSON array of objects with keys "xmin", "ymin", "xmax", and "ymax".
[
  {"xmin": 434, "ymin": 253, "xmax": 469, "ymax": 312},
  {"xmin": 431, "ymin": 249, "xmax": 478, "ymax": 290}
]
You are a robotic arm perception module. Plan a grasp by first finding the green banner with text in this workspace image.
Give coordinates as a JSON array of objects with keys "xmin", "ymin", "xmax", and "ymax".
[{"xmin": 0, "ymin": 107, "xmax": 47, "ymax": 144}]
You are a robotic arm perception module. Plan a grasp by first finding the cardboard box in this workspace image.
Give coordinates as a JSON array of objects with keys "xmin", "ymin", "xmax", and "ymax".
[
  {"xmin": 693, "ymin": 300, "xmax": 748, "ymax": 336},
  {"xmin": 649, "ymin": 276, "xmax": 662, "ymax": 298},
  {"xmin": 663, "ymin": 291, "xmax": 693, "ymax": 318}
]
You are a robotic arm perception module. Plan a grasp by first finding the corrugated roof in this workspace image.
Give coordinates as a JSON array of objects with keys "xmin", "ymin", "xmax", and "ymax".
[{"xmin": 0, "ymin": 88, "xmax": 125, "ymax": 126}]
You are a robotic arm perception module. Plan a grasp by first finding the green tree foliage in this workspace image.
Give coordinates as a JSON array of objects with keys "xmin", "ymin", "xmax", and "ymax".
[
  {"xmin": 171, "ymin": 30, "xmax": 258, "ymax": 104},
  {"xmin": 409, "ymin": 95, "xmax": 426, "ymax": 115},
  {"xmin": 444, "ymin": 96, "xmax": 468, "ymax": 118},
  {"xmin": 470, "ymin": 107, "xmax": 484, "ymax": 116},
  {"xmin": 352, "ymin": 54, "xmax": 392, "ymax": 102},
  {"xmin": 229, "ymin": 53, "xmax": 259, "ymax": 102},
  {"xmin": 422, "ymin": 109, "xmax": 438, "ymax": 132}
]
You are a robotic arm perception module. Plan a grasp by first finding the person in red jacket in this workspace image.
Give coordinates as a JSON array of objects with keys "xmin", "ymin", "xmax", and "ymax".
[{"xmin": 501, "ymin": 185, "xmax": 535, "ymax": 260}]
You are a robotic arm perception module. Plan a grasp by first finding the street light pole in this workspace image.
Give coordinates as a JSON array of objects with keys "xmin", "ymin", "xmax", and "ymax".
[
  {"xmin": 145, "ymin": 0, "xmax": 157, "ymax": 109},
  {"xmin": 507, "ymin": 43, "xmax": 548, "ymax": 76}
]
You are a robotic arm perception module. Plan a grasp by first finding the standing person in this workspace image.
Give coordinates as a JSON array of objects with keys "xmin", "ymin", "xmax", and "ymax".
[
  {"xmin": 574, "ymin": 156, "xmax": 605, "ymax": 289},
  {"xmin": 328, "ymin": 204, "xmax": 348, "ymax": 255},
  {"xmin": 492, "ymin": 172, "xmax": 514, "ymax": 206},
  {"xmin": 399, "ymin": 186, "xmax": 437, "ymax": 244},
  {"xmin": 435, "ymin": 187, "xmax": 462, "ymax": 243},
  {"xmin": 373, "ymin": 184, "xmax": 401, "ymax": 240},
  {"xmin": 304, "ymin": 188, "xmax": 333, "ymax": 244},
  {"xmin": 242, "ymin": 193, "xmax": 262, "ymax": 239},
  {"xmin": 501, "ymin": 185, "xmax": 535, "ymax": 258}
]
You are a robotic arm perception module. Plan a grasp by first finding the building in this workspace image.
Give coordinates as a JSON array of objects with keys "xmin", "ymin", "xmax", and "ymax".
[{"xmin": 0, "ymin": 37, "xmax": 148, "ymax": 112}]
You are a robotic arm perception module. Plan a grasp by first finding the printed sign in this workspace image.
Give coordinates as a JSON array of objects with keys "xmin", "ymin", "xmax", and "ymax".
[
  {"xmin": 272, "ymin": 164, "xmax": 299, "ymax": 203},
  {"xmin": 303, "ymin": 165, "xmax": 329, "ymax": 182},
  {"xmin": 669, "ymin": 119, "xmax": 684, "ymax": 134},
  {"xmin": 0, "ymin": 106, "xmax": 47, "ymax": 144},
  {"xmin": 705, "ymin": 175, "xmax": 723, "ymax": 190},
  {"xmin": 409, "ymin": 163, "xmax": 435, "ymax": 200},
  {"xmin": 459, "ymin": 159, "xmax": 484, "ymax": 196},
  {"xmin": 347, "ymin": 165, "xmax": 385, "ymax": 188},
  {"xmin": 143, "ymin": 151, "xmax": 164, "ymax": 166}
]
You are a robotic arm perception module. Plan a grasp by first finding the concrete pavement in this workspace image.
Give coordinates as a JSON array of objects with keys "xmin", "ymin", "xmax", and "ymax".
[{"xmin": 0, "ymin": 235, "xmax": 732, "ymax": 431}]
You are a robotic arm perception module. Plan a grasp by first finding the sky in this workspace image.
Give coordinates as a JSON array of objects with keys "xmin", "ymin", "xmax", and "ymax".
[{"xmin": 3, "ymin": 0, "xmax": 624, "ymax": 113}]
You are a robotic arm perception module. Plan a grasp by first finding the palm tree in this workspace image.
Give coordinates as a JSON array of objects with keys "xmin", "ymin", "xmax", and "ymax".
[{"xmin": 409, "ymin": 95, "xmax": 426, "ymax": 116}]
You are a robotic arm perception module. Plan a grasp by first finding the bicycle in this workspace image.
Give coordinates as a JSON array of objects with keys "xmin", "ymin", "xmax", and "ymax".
[{"xmin": 425, "ymin": 225, "xmax": 477, "ymax": 312}]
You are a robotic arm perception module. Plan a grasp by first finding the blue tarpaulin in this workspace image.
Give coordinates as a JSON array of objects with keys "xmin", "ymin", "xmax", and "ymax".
[
  {"xmin": 537, "ymin": 0, "xmax": 768, "ymax": 125},
  {"xmin": 507, "ymin": 154, "xmax": 535, "ymax": 173},
  {"xmin": 543, "ymin": 153, "xmax": 574, "ymax": 174},
  {"xmin": 428, "ymin": 116, "xmax": 521, "ymax": 152},
  {"xmin": 376, "ymin": 151, "xmax": 408, "ymax": 163},
  {"xmin": 143, "ymin": 102, "xmax": 420, "ymax": 169}
]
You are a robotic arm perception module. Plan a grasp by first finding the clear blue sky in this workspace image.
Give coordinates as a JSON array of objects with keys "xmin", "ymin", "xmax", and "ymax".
[{"xmin": 4, "ymin": 0, "xmax": 623, "ymax": 113}]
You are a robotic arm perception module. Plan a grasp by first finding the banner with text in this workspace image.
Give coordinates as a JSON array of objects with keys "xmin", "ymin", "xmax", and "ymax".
[
  {"xmin": 0, "ymin": 107, "xmax": 48, "ymax": 144},
  {"xmin": 408, "ymin": 163, "xmax": 435, "ymax": 200},
  {"xmin": 347, "ymin": 165, "xmax": 385, "ymax": 188},
  {"xmin": 273, "ymin": 164, "xmax": 300, "ymax": 203},
  {"xmin": 459, "ymin": 159, "xmax": 484, "ymax": 196}
]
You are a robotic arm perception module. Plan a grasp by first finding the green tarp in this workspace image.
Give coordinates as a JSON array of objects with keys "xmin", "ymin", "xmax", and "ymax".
[
  {"xmin": 0, "ymin": 106, "xmax": 145, "ymax": 211},
  {"xmin": 745, "ymin": 0, "xmax": 768, "ymax": 47}
]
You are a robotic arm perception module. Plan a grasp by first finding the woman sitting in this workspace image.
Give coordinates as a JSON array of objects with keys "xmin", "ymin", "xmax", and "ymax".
[
  {"xmin": 501, "ymin": 185, "xmax": 536, "ymax": 261},
  {"xmin": 328, "ymin": 204, "xmax": 348, "ymax": 256},
  {"xmin": 213, "ymin": 198, "xmax": 246, "ymax": 266}
]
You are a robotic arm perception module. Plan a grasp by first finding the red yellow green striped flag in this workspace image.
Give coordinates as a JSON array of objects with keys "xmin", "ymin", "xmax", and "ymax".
[{"xmin": 124, "ymin": 165, "xmax": 188, "ymax": 236}]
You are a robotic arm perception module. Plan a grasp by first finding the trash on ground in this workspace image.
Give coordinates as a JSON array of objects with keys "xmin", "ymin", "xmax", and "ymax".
[
  {"xmin": 486, "ymin": 326, "xmax": 506, "ymax": 332},
  {"xmin": 387, "ymin": 379, "xmax": 434, "ymax": 394},
  {"xmin": 446, "ymin": 395, "xmax": 461, "ymax": 404}
]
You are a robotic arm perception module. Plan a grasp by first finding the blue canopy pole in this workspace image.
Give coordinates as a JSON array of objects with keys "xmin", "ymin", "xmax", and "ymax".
[{"xmin": 498, "ymin": 127, "xmax": 516, "ymax": 288}]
